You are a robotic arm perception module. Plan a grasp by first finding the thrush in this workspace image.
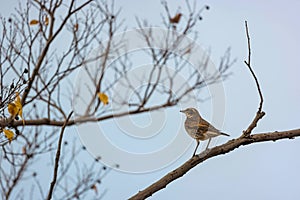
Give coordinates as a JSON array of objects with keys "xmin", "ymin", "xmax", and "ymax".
[{"xmin": 180, "ymin": 108, "xmax": 229, "ymax": 156}]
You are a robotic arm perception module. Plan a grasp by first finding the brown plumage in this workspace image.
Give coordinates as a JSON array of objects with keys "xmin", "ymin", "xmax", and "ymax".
[
  {"xmin": 180, "ymin": 108, "xmax": 229, "ymax": 156},
  {"xmin": 169, "ymin": 13, "xmax": 182, "ymax": 24}
]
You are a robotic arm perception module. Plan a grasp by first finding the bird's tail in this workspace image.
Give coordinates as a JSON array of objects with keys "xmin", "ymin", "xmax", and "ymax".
[{"xmin": 221, "ymin": 132, "xmax": 230, "ymax": 137}]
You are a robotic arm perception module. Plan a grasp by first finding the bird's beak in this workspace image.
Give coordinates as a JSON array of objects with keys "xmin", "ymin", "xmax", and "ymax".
[{"xmin": 180, "ymin": 110, "xmax": 184, "ymax": 113}]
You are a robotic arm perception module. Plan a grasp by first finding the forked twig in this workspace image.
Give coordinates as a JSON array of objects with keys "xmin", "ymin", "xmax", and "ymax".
[{"xmin": 243, "ymin": 21, "xmax": 265, "ymax": 136}]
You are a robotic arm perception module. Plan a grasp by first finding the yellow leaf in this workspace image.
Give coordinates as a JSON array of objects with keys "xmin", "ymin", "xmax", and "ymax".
[
  {"xmin": 30, "ymin": 19, "xmax": 39, "ymax": 25},
  {"xmin": 8, "ymin": 103, "xmax": 18, "ymax": 116},
  {"xmin": 97, "ymin": 92, "xmax": 109, "ymax": 105},
  {"xmin": 15, "ymin": 92, "xmax": 25, "ymax": 125},
  {"xmin": 15, "ymin": 92, "xmax": 22, "ymax": 111},
  {"xmin": 15, "ymin": 92, "xmax": 21, "ymax": 103},
  {"xmin": 3, "ymin": 129, "xmax": 14, "ymax": 142},
  {"xmin": 44, "ymin": 16, "xmax": 49, "ymax": 25},
  {"xmin": 8, "ymin": 92, "xmax": 25, "ymax": 125}
]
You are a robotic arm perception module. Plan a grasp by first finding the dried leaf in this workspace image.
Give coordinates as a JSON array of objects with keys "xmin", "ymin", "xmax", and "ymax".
[
  {"xmin": 8, "ymin": 103, "xmax": 18, "ymax": 116},
  {"xmin": 22, "ymin": 146, "xmax": 27, "ymax": 154},
  {"xmin": 74, "ymin": 23, "xmax": 78, "ymax": 31},
  {"xmin": 3, "ymin": 129, "xmax": 14, "ymax": 142},
  {"xmin": 15, "ymin": 92, "xmax": 25, "ymax": 125},
  {"xmin": 8, "ymin": 92, "xmax": 25, "ymax": 125},
  {"xmin": 170, "ymin": 13, "xmax": 182, "ymax": 24},
  {"xmin": 97, "ymin": 92, "xmax": 109, "ymax": 105},
  {"xmin": 44, "ymin": 16, "xmax": 49, "ymax": 25},
  {"xmin": 91, "ymin": 184, "xmax": 98, "ymax": 194},
  {"xmin": 29, "ymin": 19, "xmax": 39, "ymax": 25}
]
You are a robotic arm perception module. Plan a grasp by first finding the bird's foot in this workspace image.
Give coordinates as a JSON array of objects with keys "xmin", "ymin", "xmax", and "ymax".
[{"xmin": 203, "ymin": 148, "xmax": 211, "ymax": 154}]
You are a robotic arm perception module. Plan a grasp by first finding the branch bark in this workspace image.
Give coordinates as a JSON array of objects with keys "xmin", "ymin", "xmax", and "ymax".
[
  {"xmin": 129, "ymin": 128, "xmax": 300, "ymax": 200},
  {"xmin": 0, "ymin": 102, "xmax": 176, "ymax": 127}
]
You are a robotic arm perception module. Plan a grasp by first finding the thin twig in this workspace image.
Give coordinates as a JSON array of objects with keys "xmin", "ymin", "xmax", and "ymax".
[
  {"xmin": 46, "ymin": 111, "xmax": 73, "ymax": 200},
  {"xmin": 245, "ymin": 21, "xmax": 251, "ymax": 67},
  {"xmin": 243, "ymin": 21, "xmax": 265, "ymax": 136}
]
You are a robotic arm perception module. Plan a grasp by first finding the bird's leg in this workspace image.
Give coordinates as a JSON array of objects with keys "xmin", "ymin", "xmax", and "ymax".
[
  {"xmin": 193, "ymin": 140, "xmax": 200, "ymax": 157},
  {"xmin": 205, "ymin": 138, "xmax": 212, "ymax": 150}
]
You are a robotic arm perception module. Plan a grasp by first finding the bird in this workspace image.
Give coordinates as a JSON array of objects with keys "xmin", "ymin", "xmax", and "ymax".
[
  {"xmin": 169, "ymin": 13, "xmax": 182, "ymax": 24},
  {"xmin": 180, "ymin": 108, "xmax": 229, "ymax": 157}
]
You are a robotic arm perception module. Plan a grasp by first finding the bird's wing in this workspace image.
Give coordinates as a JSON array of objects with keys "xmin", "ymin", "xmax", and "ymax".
[
  {"xmin": 188, "ymin": 119, "xmax": 224, "ymax": 135},
  {"xmin": 186, "ymin": 120, "xmax": 206, "ymax": 132},
  {"xmin": 201, "ymin": 119, "xmax": 222, "ymax": 134},
  {"xmin": 202, "ymin": 119, "xmax": 230, "ymax": 137},
  {"xmin": 193, "ymin": 119, "xmax": 229, "ymax": 138},
  {"xmin": 185, "ymin": 120, "xmax": 206, "ymax": 132},
  {"xmin": 195, "ymin": 120, "xmax": 209, "ymax": 133}
]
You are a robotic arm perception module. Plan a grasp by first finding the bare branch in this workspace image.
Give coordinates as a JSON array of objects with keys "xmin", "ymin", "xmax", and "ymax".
[
  {"xmin": 129, "ymin": 128, "xmax": 300, "ymax": 200},
  {"xmin": 46, "ymin": 111, "xmax": 73, "ymax": 200},
  {"xmin": 242, "ymin": 21, "xmax": 265, "ymax": 136}
]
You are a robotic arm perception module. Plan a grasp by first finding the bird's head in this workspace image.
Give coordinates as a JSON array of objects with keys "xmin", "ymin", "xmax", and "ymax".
[{"xmin": 180, "ymin": 108, "xmax": 201, "ymax": 118}]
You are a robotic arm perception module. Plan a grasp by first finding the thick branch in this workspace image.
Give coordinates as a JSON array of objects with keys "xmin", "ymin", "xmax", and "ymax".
[
  {"xmin": 0, "ymin": 103, "xmax": 175, "ymax": 128},
  {"xmin": 129, "ymin": 128, "xmax": 300, "ymax": 200}
]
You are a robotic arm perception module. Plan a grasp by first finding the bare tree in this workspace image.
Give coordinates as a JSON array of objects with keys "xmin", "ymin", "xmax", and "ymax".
[
  {"xmin": 0, "ymin": 1, "xmax": 299, "ymax": 200},
  {"xmin": 0, "ymin": 1, "xmax": 122, "ymax": 199}
]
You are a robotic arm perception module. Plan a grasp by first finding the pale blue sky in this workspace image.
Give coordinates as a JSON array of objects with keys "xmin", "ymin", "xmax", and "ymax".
[
  {"xmin": 1, "ymin": 0, "xmax": 300, "ymax": 199},
  {"xmin": 105, "ymin": 1, "xmax": 300, "ymax": 199}
]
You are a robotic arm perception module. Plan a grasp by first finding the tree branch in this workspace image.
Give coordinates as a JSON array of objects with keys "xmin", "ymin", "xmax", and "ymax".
[
  {"xmin": 129, "ymin": 128, "xmax": 300, "ymax": 200},
  {"xmin": 243, "ymin": 21, "xmax": 265, "ymax": 136},
  {"xmin": 128, "ymin": 20, "xmax": 291, "ymax": 200},
  {"xmin": 46, "ymin": 111, "xmax": 73, "ymax": 200},
  {"xmin": 0, "ymin": 102, "xmax": 176, "ymax": 128}
]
